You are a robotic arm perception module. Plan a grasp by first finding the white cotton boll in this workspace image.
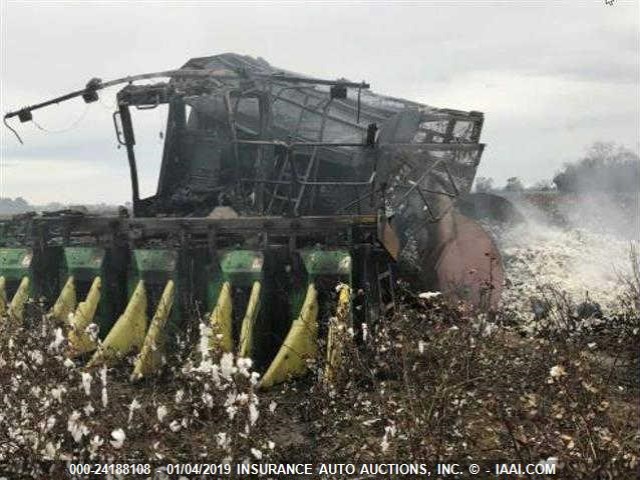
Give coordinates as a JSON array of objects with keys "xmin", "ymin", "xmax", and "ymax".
[
  {"xmin": 268, "ymin": 441, "xmax": 275, "ymax": 450},
  {"xmin": 51, "ymin": 386, "xmax": 66, "ymax": 403},
  {"xmin": 335, "ymin": 282, "xmax": 349, "ymax": 293},
  {"xmin": 202, "ymin": 393, "xmax": 213, "ymax": 409},
  {"xmin": 63, "ymin": 358, "xmax": 75, "ymax": 368},
  {"xmin": 224, "ymin": 392, "xmax": 236, "ymax": 406},
  {"xmin": 100, "ymin": 366, "xmax": 108, "ymax": 407},
  {"xmin": 80, "ymin": 372, "xmax": 92, "ymax": 396},
  {"xmin": 194, "ymin": 358, "xmax": 213, "ymax": 374},
  {"xmin": 198, "ymin": 323, "xmax": 212, "ymax": 359},
  {"xmin": 128, "ymin": 398, "xmax": 141, "ymax": 424},
  {"xmin": 236, "ymin": 357, "xmax": 253, "ymax": 371},
  {"xmin": 362, "ymin": 323, "xmax": 368, "ymax": 342},
  {"xmin": 83, "ymin": 403, "xmax": 95, "ymax": 417},
  {"xmin": 418, "ymin": 340, "xmax": 425, "ymax": 354},
  {"xmin": 220, "ymin": 352, "xmax": 236, "ymax": 379},
  {"xmin": 251, "ymin": 448, "xmax": 263, "ymax": 460},
  {"xmin": 49, "ymin": 328, "xmax": 65, "ymax": 351},
  {"xmin": 216, "ymin": 432, "xmax": 230, "ymax": 449},
  {"xmin": 269, "ymin": 401, "xmax": 277, "ymax": 413},
  {"xmin": 209, "ymin": 363, "xmax": 221, "ymax": 386},
  {"xmin": 85, "ymin": 323, "xmax": 99, "ymax": 341},
  {"xmin": 250, "ymin": 371, "xmax": 261, "ymax": 385},
  {"xmin": 44, "ymin": 441, "xmax": 57, "ymax": 459},
  {"xmin": 169, "ymin": 420, "xmax": 181, "ymax": 432},
  {"xmin": 89, "ymin": 435, "xmax": 104, "ymax": 455},
  {"xmin": 236, "ymin": 357, "xmax": 253, "ymax": 378},
  {"xmin": 418, "ymin": 291, "xmax": 441, "ymax": 300},
  {"xmin": 45, "ymin": 416, "xmax": 56, "ymax": 433},
  {"xmin": 249, "ymin": 403, "xmax": 259, "ymax": 426},
  {"xmin": 380, "ymin": 435, "xmax": 390, "ymax": 453},
  {"xmin": 226, "ymin": 405, "xmax": 238, "ymax": 421},
  {"xmin": 67, "ymin": 410, "xmax": 81, "ymax": 423},
  {"xmin": 110, "ymin": 428, "xmax": 125, "ymax": 449},
  {"xmin": 549, "ymin": 365, "xmax": 567, "ymax": 379},
  {"xmin": 482, "ymin": 322, "xmax": 497, "ymax": 337},
  {"xmin": 175, "ymin": 389, "xmax": 184, "ymax": 404},
  {"xmin": 67, "ymin": 411, "xmax": 89, "ymax": 443},
  {"xmin": 28, "ymin": 350, "xmax": 44, "ymax": 366},
  {"xmin": 157, "ymin": 405, "xmax": 168, "ymax": 423}
]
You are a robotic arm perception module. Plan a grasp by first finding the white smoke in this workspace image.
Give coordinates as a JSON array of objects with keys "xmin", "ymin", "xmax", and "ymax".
[{"xmin": 492, "ymin": 192, "xmax": 638, "ymax": 334}]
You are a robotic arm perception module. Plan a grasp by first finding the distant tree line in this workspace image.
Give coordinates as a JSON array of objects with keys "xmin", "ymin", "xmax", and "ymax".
[
  {"xmin": 474, "ymin": 142, "xmax": 640, "ymax": 194},
  {"xmin": 0, "ymin": 197, "xmax": 37, "ymax": 214},
  {"xmin": 552, "ymin": 142, "xmax": 639, "ymax": 193},
  {"xmin": 0, "ymin": 198, "xmax": 120, "ymax": 215}
]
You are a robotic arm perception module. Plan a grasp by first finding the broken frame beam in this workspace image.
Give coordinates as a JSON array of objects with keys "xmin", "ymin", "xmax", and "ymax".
[{"xmin": 16, "ymin": 214, "xmax": 378, "ymax": 240}]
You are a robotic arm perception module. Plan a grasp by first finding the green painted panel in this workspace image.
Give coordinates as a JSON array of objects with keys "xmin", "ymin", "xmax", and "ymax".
[
  {"xmin": 64, "ymin": 247, "xmax": 105, "ymax": 278},
  {"xmin": 0, "ymin": 248, "xmax": 33, "ymax": 280},
  {"xmin": 220, "ymin": 250, "xmax": 264, "ymax": 286},
  {"xmin": 132, "ymin": 249, "xmax": 179, "ymax": 275},
  {"xmin": 299, "ymin": 249, "xmax": 352, "ymax": 279}
]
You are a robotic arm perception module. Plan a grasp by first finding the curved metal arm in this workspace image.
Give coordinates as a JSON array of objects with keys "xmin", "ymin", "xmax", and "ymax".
[{"xmin": 4, "ymin": 69, "xmax": 370, "ymax": 121}]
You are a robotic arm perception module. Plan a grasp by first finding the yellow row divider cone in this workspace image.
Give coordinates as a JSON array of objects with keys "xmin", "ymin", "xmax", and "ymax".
[
  {"xmin": 50, "ymin": 276, "xmax": 77, "ymax": 324},
  {"xmin": 0, "ymin": 276, "xmax": 30, "ymax": 324},
  {"xmin": 324, "ymin": 284, "xmax": 351, "ymax": 385},
  {"xmin": 260, "ymin": 283, "xmax": 319, "ymax": 389},
  {"xmin": 86, "ymin": 280, "xmax": 147, "ymax": 369},
  {"xmin": 67, "ymin": 277, "xmax": 102, "ymax": 357},
  {"xmin": 208, "ymin": 281, "xmax": 233, "ymax": 353},
  {"xmin": 238, "ymin": 281, "xmax": 261, "ymax": 358},
  {"xmin": 130, "ymin": 280, "xmax": 175, "ymax": 382}
]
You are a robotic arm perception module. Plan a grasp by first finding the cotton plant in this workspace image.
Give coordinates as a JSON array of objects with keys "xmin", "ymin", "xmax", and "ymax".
[
  {"xmin": 100, "ymin": 366, "xmax": 108, "ymax": 408},
  {"xmin": 80, "ymin": 372, "xmax": 92, "ymax": 396},
  {"xmin": 0, "ymin": 306, "xmax": 278, "ymax": 469}
]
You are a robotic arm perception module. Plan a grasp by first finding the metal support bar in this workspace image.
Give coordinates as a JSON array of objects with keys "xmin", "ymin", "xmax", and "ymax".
[
  {"xmin": 117, "ymin": 103, "xmax": 140, "ymax": 216},
  {"xmin": 13, "ymin": 214, "xmax": 376, "ymax": 241},
  {"xmin": 3, "ymin": 69, "xmax": 368, "ymax": 121}
]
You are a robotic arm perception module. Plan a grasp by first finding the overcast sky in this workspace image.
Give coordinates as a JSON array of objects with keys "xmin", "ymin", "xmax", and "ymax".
[{"xmin": 1, "ymin": 1, "xmax": 638, "ymax": 204}]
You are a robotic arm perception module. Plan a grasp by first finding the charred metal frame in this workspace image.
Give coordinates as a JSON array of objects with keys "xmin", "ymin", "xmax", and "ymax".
[
  {"xmin": 236, "ymin": 139, "xmax": 377, "ymax": 216},
  {"xmin": 3, "ymin": 59, "xmax": 485, "ymax": 263},
  {"xmin": 110, "ymin": 76, "xmax": 374, "ymax": 217},
  {"xmin": 0, "ymin": 214, "xmax": 380, "ymax": 263},
  {"xmin": 4, "ymin": 69, "xmax": 370, "ymax": 218}
]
